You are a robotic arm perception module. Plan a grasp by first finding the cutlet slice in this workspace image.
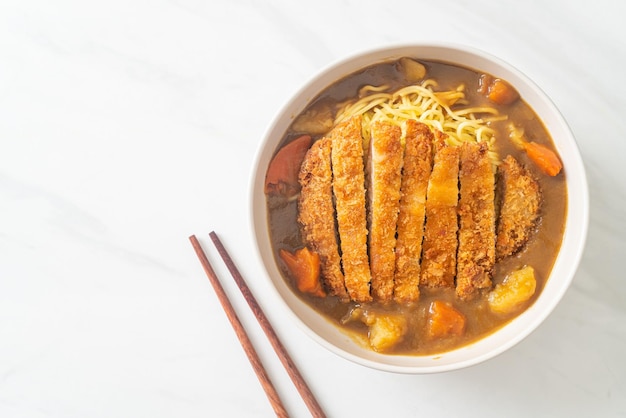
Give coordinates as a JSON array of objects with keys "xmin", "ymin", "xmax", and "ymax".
[
  {"xmin": 456, "ymin": 141, "xmax": 496, "ymax": 300},
  {"xmin": 495, "ymin": 155, "xmax": 542, "ymax": 259},
  {"xmin": 331, "ymin": 116, "xmax": 372, "ymax": 302},
  {"xmin": 420, "ymin": 132, "xmax": 460, "ymax": 289},
  {"xmin": 367, "ymin": 121, "xmax": 403, "ymax": 302},
  {"xmin": 298, "ymin": 137, "xmax": 348, "ymax": 300},
  {"xmin": 394, "ymin": 121, "xmax": 433, "ymax": 303}
]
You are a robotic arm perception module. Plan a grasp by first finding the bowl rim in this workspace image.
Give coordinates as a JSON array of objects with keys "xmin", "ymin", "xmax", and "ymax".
[{"xmin": 249, "ymin": 42, "xmax": 589, "ymax": 374}]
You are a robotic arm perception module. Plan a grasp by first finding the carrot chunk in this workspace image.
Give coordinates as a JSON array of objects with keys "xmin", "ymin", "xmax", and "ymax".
[
  {"xmin": 523, "ymin": 141, "xmax": 563, "ymax": 176},
  {"xmin": 264, "ymin": 135, "xmax": 313, "ymax": 197},
  {"xmin": 479, "ymin": 74, "xmax": 519, "ymax": 105},
  {"xmin": 279, "ymin": 247, "xmax": 326, "ymax": 297},
  {"xmin": 487, "ymin": 79, "xmax": 519, "ymax": 105},
  {"xmin": 426, "ymin": 300, "xmax": 466, "ymax": 339}
]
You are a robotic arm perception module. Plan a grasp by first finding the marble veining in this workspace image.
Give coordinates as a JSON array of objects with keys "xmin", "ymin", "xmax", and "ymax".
[{"xmin": 1, "ymin": 1, "xmax": 625, "ymax": 417}]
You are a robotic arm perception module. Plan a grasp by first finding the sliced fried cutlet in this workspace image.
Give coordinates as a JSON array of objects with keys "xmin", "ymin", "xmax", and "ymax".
[
  {"xmin": 495, "ymin": 155, "xmax": 542, "ymax": 259},
  {"xmin": 420, "ymin": 132, "xmax": 460, "ymax": 289},
  {"xmin": 394, "ymin": 120, "xmax": 433, "ymax": 303},
  {"xmin": 331, "ymin": 116, "xmax": 372, "ymax": 302},
  {"xmin": 298, "ymin": 137, "xmax": 348, "ymax": 300},
  {"xmin": 367, "ymin": 121, "xmax": 403, "ymax": 302},
  {"xmin": 456, "ymin": 141, "xmax": 496, "ymax": 300}
]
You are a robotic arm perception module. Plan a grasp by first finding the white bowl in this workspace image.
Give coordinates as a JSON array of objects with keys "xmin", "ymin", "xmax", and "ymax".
[{"xmin": 250, "ymin": 43, "xmax": 589, "ymax": 373}]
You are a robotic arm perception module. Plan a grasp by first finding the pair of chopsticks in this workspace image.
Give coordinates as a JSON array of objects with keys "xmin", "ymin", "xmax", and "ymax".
[{"xmin": 189, "ymin": 232, "xmax": 326, "ymax": 418}]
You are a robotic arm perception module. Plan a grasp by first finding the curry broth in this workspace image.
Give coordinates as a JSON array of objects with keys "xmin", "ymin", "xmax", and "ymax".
[{"xmin": 266, "ymin": 59, "xmax": 567, "ymax": 355}]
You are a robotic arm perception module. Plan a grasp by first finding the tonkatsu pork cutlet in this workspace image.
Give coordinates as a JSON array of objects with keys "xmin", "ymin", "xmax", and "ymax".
[
  {"xmin": 496, "ymin": 155, "xmax": 542, "ymax": 259},
  {"xmin": 367, "ymin": 121, "xmax": 403, "ymax": 302},
  {"xmin": 420, "ymin": 132, "xmax": 460, "ymax": 289},
  {"xmin": 456, "ymin": 141, "xmax": 496, "ymax": 300},
  {"xmin": 331, "ymin": 116, "xmax": 372, "ymax": 303},
  {"xmin": 298, "ymin": 137, "xmax": 348, "ymax": 300},
  {"xmin": 394, "ymin": 120, "xmax": 433, "ymax": 303}
]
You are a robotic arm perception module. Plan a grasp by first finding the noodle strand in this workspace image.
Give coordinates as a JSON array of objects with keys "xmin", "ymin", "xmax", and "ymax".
[{"xmin": 335, "ymin": 79, "xmax": 502, "ymax": 167}]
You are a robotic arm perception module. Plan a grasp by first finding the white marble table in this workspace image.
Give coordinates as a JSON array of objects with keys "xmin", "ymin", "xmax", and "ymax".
[{"xmin": 1, "ymin": 1, "xmax": 625, "ymax": 417}]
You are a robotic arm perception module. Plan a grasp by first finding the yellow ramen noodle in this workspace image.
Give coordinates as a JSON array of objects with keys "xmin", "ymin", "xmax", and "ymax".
[{"xmin": 335, "ymin": 80, "xmax": 506, "ymax": 168}]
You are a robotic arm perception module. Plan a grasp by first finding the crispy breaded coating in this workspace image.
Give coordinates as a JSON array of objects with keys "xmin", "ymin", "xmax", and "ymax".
[
  {"xmin": 394, "ymin": 121, "xmax": 433, "ymax": 303},
  {"xmin": 331, "ymin": 116, "xmax": 372, "ymax": 302},
  {"xmin": 298, "ymin": 137, "xmax": 348, "ymax": 300},
  {"xmin": 495, "ymin": 155, "xmax": 542, "ymax": 259},
  {"xmin": 456, "ymin": 142, "xmax": 496, "ymax": 301},
  {"xmin": 367, "ymin": 121, "xmax": 403, "ymax": 302},
  {"xmin": 420, "ymin": 133, "xmax": 460, "ymax": 289}
]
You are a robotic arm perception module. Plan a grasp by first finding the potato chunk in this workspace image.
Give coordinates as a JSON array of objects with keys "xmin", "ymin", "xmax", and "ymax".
[
  {"xmin": 488, "ymin": 265, "xmax": 537, "ymax": 314},
  {"xmin": 343, "ymin": 307, "xmax": 407, "ymax": 352},
  {"xmin": 366, "ymin": 314, "xmax": 408, "ymax": 352},
  {"xmin": 398, "ymin": 57, "xmax": 427, "ymax": 82},
  {"xmin": 291, "ymin": 102, "xmax": 334, "ymax": 135}
]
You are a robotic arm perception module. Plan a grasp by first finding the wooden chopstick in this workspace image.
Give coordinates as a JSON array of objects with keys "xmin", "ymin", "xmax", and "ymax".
[
  {"xmin": 189, "ymin": 235, "xmax": 289, "ymax": 418},
  {"xmin": 209, "ymin": 231, "xmax": 327, "ymax": 418}
]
